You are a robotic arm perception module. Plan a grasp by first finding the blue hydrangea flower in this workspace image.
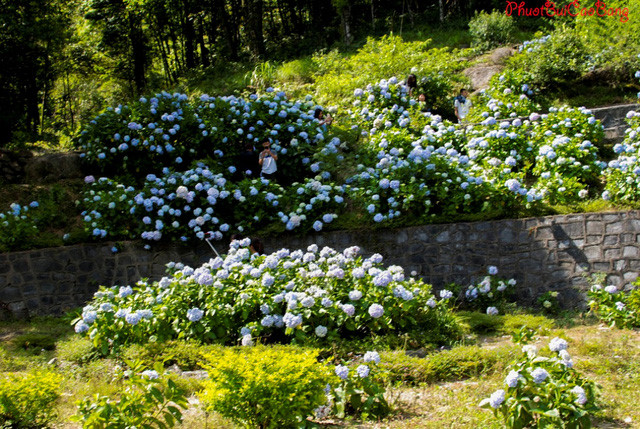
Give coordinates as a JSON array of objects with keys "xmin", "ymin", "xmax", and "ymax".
[
  {"xmin": 356, "ymin": 364, "xmax": 370, "ymax": 378},
  {"xmin": 315, "ymin": 325, "xmax": 328, "ymax": 337},
  {"xmin": 531, "ymin": 368, "xmax": 549, "ymax": 384},
  {"xmin": 335, "ymin": 365, "xmax": 349, "ymax": 380},
  {"xmin": 363, "ymin": 351, "xmax": 380, "ymax": 364},
  {"xmin": 489, "ymin": 389, "xmax": 505, "ymax": 408},
  {"xmin": 368, "ymin": 303, "xmax": 384, "ymax": 318},
  {"xmin": 187, "ymin": 307, "xmax": 204, "ymax": 322}
]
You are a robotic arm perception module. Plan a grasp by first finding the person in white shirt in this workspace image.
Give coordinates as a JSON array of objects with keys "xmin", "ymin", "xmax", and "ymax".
[
  {"xmin": 258, "ymin": 139, "xmax": 278, "ymax": 180},
  {"xmin": 454, "ymin": 88, "xmax": 472, "ymax": 123}
]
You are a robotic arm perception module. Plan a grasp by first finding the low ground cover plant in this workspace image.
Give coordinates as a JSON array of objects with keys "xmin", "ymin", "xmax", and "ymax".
[
  {"xmin": 0, "ymin": 369, "xmax": 62, "ymax": 427},
  {"xmin": 74, "ymin": 360, "xmax": 187, "ymax": 428}
]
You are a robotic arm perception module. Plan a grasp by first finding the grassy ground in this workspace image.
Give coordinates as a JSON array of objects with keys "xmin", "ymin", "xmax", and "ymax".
[{"xmin": 0, "ymin": 312, "xmax": 638, "ymax": 428}]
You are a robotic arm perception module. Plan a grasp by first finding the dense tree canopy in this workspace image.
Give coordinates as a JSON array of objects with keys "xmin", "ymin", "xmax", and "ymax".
[{"xmin": 0, "ymin": 0, "xmax": 519, "ymax": 147}]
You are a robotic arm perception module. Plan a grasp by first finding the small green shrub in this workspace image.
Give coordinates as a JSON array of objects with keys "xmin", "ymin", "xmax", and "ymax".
[
  {"xmin": 120, "ymin": 340, "xmax": 218, "ymax": 371},
  {"xmin": 588, "ymin": 283, "xmax": 640, "ymax": 329},
  {"xmin": 538, "ymin": 291, "xmax": 562, "ymax": 316},
  {"xmin": 276, "ymin": 58, "xmax": 317, "ymax": 83},
  {"xmin": 380, "ymin": 344, "xmax": 517, "ymax": 385},
  {"xmin": 74, "ymin": 360, "xmax": 187, "ymax": 428},
  {"xmin": 330, "ymin": 351, "xmax": 390, "ymax": 420},
  {"xmin": 0, "ymin": 369, "xmax": 63, "ymax": 427},
  {"xmin": 501, "ymin": 314, "xmax": 555, "ymax": 336},
  {"xmin": 457, "ymin": 311, "xmax": 505, "ymax": 334},
  {"xmin": 468, "ymin": 10, "xmax": 516, "ymax": 51},
  {"xmin": 11, "ymin": 332, "xmax": 57, "ymax": 352},
  {"xmin": 511, "ymin": 28, "xmax": 588, "ymax": 88},
  {"xmin": 56, "ymin": 336, "xmax": 98, "ymax": 364},
  {"xmin": 199, "ymin": 346, "xmax": 330, "ymax": 428}
]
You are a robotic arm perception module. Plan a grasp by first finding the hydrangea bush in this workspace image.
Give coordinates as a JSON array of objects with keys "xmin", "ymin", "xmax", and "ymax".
[
  {"xmin": 481, "ymin": 337, "xmax": 599, "ymax": 428},
  {"xmin": 459, "ymin": 266, "xmax": 516, "ymax": 314},
  {"xmin": 81, "ymin": 166, "xmax": 347, "ymax": 242},
  {"xmin": 75, "ymin": 90, "xmax": 330, "ymax": 184},
  {"xmin": 0, "ymin": 202, "xmax": 41, "ymax": 251},
  {"xmin": 588, "ymin": 281, "xmax": 640, "ymax": 329},
  {"xmin": 604, "ymin": 107, "xmax": 640, "ymax": 203},
  {"xmin": 328, "ymin": 350, "xmax": 390, "ymax": 420},
  {"xmin": 73, "ymin": 241, "xmax": 462, "ymax": 354}
]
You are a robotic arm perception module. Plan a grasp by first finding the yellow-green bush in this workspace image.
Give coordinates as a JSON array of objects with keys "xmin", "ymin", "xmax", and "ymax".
[
  {"xmin": 199, "ymin": 346, "xmax": 331, "ymax": 428},
  {"xmin": 0, "ymin": 370, "xmax": 62, "ymax": 427},
  {"xmin": 468, "ymin": 10, "xmax": 516, "ymax": 51},
  {"xmin": 312, "ymin": 34, "xmax": 467, "ymax": 106},
  {"xmin": 501, "ymin": 313, "xmax": 554, "ymax": 336}
]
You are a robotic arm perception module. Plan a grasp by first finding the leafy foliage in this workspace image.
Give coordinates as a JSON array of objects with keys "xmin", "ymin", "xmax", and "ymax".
[
  {"xmin": 74, "ymin": 360, "xmax": 187, "ymax": 428},
  {"xmin": 0, "ymin": 369, "xmax": 62, "ymax": 427},
  {"xmin": 73, "ymin": 241, "xmax": 463, "ymax": 355},
  {"xmin": 199, "ymin": 346, "xmax": 330, "ymax": 428},
  {"xmin": 468, "ymin": 10, "xmax": 516, "ymax": 51},
  {"xmin": 481, "ymin": 337, "xmax": 599, "ymax": 428},
  {"xmin": 588, "ymin": 283, "xmax": 640, "ymax": 329}
]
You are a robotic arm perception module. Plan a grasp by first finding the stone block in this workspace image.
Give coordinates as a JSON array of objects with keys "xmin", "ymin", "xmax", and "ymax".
[
  {"xmin": 605, "ymin": 223, "xmax": 624, "ymax": 234},
  {"xmin": 586, "ymin": 221, "xmax": 604, "ymax": 234},
  {"xmin": 592, "ymin": 262, "xmax": 610, "ymax": 272},
  {"xmin": 534, "ymin": 227, "xmax": 554, "ymax": 240},
  {"xmin": 628, "ymin": 260, "xmax": 640, "ymax": 270},
  {"xmin": 623, "ymin": 246, "xmax": 639, "ymax": 258},
  {"xmin": 586, "ymin": 235, "xmax": 602, "ymax": 244},
  {"xmin": 0, "ymin": 287, "xmax": 21, "ymax": 302},
  {"xmin": 499, "ymin": 228, "xmax": 516, "ymax": 243},
  {"xmin": 582, "ymin": 246, "xmax": 602, "ymax": 259},
  {"xmin": 562, "ymin": 223, "xmax": 585, "ymax": 237},
  {"xmin": 621, "ymin": 233, "xmax": 635, "ymax": 243},
  {"xmin": 435, "ymin": 231, "xmax": 449, "ymax": 243},
  {"xmin": 604, "ymin": 248, "xmax": 621, "ymax": 259},
  {"xmin": 603, "ymin": 235, "xmax": 619, "ymax": 245}
]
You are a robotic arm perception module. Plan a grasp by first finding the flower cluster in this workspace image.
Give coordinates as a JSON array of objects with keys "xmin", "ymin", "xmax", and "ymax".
[
  {"xmin": 323, "ymin": 350, "xmax": 389, "ymax": 420},
  {"xmin": 75, "ymin": 90, "xmax": 331, "ymax": 184},
  {"xmin": 0, "ymin": 201, "xmax": 43, "ymax": 251},
  {"xmin": 461, "ymin": 266, "xmax": 517, "ymax": 313},
  {"xmin": 73, "ymin": 242, "xmax": 461, "ymax": 354},
  {"xmin": 80, "ymin": 165, "xmax": 347, "ymax": 242},
  {"xmin": 481, "ymin": 337, "xmax": 599, "ymax": 428},
  {"xmin": 588, "ymin": 281, "xmax": 640, "ymax": 329}
]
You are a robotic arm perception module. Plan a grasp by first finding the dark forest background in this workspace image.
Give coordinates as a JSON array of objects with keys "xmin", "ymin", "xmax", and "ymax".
[{"xmin": 0, "ymin": 0, "xmax": 539, "ymax": 148}]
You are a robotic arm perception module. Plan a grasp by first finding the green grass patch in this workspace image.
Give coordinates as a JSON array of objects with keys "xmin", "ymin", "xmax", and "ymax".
[{"xmin": 380, "ymin": 344, "xmax": 517, "ymax": 385}]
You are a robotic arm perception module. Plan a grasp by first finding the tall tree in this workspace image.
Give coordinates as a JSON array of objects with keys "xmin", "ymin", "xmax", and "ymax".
[
  {"xmin": 0, "ymin": 0, "xmax": 71, "ymax": 145},
  {"xmin": 84, "ymin": 0, "xmax": 150, "ymax": 94}
]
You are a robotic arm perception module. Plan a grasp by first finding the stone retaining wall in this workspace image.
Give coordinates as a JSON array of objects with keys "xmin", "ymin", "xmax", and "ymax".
[{"xmin": 1, "ymin": 210, "xmax": 639, "ymax": 318}]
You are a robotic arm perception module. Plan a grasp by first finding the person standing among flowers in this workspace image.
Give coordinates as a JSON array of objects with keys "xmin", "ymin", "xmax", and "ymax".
[
  {"xmin": 314, "ymin": 108, "xmax": 333, "ymax": 132},
  {"xmin": 258, "ymin": 139, "xmax": 278, "ymax": 180},
  {"xmin": 454, "ymin": 88, "xmax": 472, "ymax": 123},
  {"xmin": 406, "ymin": 74, "xmax": 417, "ymax": 97}
]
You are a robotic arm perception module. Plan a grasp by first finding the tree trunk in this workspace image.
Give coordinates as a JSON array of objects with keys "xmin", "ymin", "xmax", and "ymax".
[
  {"xmin": 341, "ymin": 6, "xmax": 352, "ymax": 45},
  {"xmin": 183, "ymin": 0, "xmax": 196, "ymax": 69},
  {"xmin": 128, "ymin": 13, "xmax": 147, "ymax": 94},
  {"xmin": 215, "ymin": 0, "xmax": 239, "ymax": 60},
  {"xmin": 245, "ymin": 0, "xmax": 266, "ymax": 59},
  {"xmin": 198, "ymin": 17, "xmax": 210, "ymax": 67}
]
